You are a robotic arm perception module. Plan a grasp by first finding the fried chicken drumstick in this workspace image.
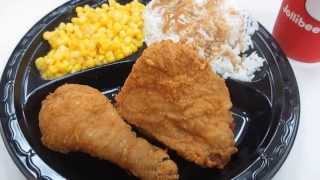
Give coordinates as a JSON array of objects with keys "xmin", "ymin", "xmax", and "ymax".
[
  {"xmin": 116, "ymin": 41, "xmax": 237, "ymax": 169},
  {"xmin": 39, "ymin": 84, "xmax": 178, "ymax": 180}
]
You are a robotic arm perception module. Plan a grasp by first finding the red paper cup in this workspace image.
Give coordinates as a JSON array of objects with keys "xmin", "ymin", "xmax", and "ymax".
[{"xmin": 273, "ymin": 0, "xmax": 320, "ymax": 63}]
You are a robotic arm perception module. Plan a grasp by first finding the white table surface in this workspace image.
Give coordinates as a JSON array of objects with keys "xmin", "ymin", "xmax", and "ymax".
[{"xmin": 1, "ymin": 0, "xmax": 320, "ymax": 179}]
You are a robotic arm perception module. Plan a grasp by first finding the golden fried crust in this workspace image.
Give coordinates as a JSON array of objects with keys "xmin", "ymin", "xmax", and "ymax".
[
  {"xmin": 39, "ymin": 84, "xmax": 178, "ymax": 180},
  {"xmin": 116, "ymin": 41, "xmax": 237, "ymax": 169}
]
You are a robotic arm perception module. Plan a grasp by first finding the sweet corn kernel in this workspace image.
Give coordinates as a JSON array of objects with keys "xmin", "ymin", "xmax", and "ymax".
[
  {"xmin": 122, "ymin": 46, "xmax": 132, "ymax": 56},
  {"xmin": 106, "ymin": 51, "xmax": 115, "ymax": 62},
  {"xmin": 115, "ymin": 51, "xmax": 125, "ymax": 59},
  {"xmin": 119, "ymin": 30, "xmax": 126, "ymax": 38},
  {"xmin": 35, "ymin": 0, "xmax": 145, "ymax": 80},
  {"xmin": 113, "ymin": 22, "xmax": 122, "ymax": 33}
]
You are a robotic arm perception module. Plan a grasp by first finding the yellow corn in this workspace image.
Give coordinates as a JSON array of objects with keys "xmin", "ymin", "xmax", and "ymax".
[{"xmin": 35, "ymin": 0, "xmax": 145, "ymax": 80}]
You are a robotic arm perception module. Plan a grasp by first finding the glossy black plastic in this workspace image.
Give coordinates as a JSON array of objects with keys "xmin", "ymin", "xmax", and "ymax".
[{"xmin": 0, "ymin": 0, "xmax": 300, "ymax": 180}]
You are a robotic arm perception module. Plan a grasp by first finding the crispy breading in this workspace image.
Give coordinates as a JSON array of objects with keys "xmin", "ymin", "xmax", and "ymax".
[
  {"xmin": 116, "ymin": 41, "xmax": 237, "ymax": 169},
  {"xmin": 39, "ymin": 84, "xmax": 178, "ymax": 180}
]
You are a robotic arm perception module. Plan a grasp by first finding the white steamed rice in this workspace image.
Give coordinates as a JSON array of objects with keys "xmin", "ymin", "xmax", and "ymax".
[{"xmin": 144, "ymin": 0, "xmax": 265, "ymax": 82}]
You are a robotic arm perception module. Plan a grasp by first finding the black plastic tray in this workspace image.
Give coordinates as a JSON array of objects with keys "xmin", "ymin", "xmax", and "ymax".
[{"xmin": 0, "ymin": 0, "xmax": 300, "ymax": 180}]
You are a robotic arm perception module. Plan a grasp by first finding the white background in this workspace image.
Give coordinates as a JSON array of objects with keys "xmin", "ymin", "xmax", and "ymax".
[{"xmin": 1, "ymin": 0, "xmax": 320, "ymax": 179}]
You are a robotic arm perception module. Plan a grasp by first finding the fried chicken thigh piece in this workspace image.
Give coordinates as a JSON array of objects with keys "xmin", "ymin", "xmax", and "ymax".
[
  {"xmin": 39, "ymin": 84, "xmax": 178, "ymax": 180},
  {"xmin": 116, "ymin": 41, "xmax": 237, "ymax": 169}
]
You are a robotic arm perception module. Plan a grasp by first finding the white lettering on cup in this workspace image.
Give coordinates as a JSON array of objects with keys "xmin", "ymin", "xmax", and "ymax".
[
  {"xmin": 305, "ymin": 24, "xmax": 313, "ymax": 31},
  {"xmin": 312, "ymin": 27, "xmax": 320, "ymax": 33},
  {"xmin": 283, "ymin": 4, "xmax": 320, "ymax": 34}
]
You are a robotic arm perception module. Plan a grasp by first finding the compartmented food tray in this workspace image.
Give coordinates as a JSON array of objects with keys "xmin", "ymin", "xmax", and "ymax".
[{"xmin": 0, "ymin": 0, "xmax": 299, "ymax": 179}]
